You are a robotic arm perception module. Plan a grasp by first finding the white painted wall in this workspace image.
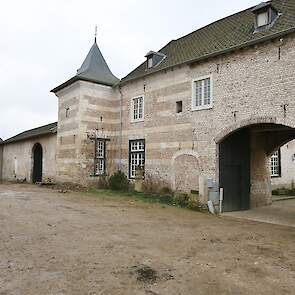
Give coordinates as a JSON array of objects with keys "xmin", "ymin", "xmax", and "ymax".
[{"xmin": 1, "ymin": 134, "xmax": 57, "ymax": 182}]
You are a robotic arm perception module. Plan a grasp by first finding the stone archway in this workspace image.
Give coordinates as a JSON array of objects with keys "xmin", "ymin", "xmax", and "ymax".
[
  {"xmin": 171, "ymin": 150, "xmax": 200, "ymax": 192},
  {"xmin": 32, "ymin": 143, "xmax": 43, "ymax": 183},
  {"xmin": 216, "ymin": 118, "xmax": 295, "ymax": 212},
  {"xmin": 214, "ymin": 116, "xmax": 295, "ymax": 144}
]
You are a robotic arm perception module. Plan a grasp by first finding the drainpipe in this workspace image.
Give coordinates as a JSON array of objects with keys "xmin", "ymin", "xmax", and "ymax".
[
  {"xmin": 118, "ymin": 86, "xmax": 123, "ymax": 171},
  {"xmin": 219, "ymin": 187, "xmax": 224, "ymax": 214}
]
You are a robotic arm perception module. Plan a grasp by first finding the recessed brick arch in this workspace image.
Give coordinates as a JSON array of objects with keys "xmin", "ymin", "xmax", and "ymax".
[
  {"xmin": 214, "ymin": 116, "xmax": 295, "ymax": 144},
  {"xmin": 171, "ymin": 149, "xmax": 200, "ymax": 191}
]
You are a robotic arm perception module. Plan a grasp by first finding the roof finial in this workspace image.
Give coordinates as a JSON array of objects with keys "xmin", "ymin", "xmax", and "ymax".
[{"xmin": 94, "ymin": 25, "xmax": 97, "ymax": 43}]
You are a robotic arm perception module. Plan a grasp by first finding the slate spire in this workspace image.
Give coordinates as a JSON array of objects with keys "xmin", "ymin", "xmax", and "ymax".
[
  {"xmin": 51, "ymin": 37, "xmax": 119, "ymax": 93},
  {"xmin": 76, "ymin": 40, "xmax": 119, "ymax": 86}
]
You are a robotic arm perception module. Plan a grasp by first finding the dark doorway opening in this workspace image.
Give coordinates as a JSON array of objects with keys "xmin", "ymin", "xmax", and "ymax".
[
  {"xmin": 219, "ymin": 128, "xmax": 250, "ymax": 212},
  {"xmin": 32, "ymin": 143, "xmax": 43, "ymax": 183},
  {"xmin": 218, "ymin": 123, "xmax": 295, "ymax": 212}
]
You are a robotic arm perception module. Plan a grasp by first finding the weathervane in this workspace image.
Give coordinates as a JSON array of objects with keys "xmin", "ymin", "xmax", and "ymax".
[{"xmin": 94, "ymin": 25, "xmax": 98, "ymax": 43}]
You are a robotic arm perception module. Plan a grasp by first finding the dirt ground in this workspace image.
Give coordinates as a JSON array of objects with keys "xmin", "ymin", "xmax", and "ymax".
[
  {"xmin": 0, "ymin": 183, "xmax": 294, "ymax": 295},
  {"xmin": 224, "ymin": 198, "xmax": 295, "ymax": 228}
]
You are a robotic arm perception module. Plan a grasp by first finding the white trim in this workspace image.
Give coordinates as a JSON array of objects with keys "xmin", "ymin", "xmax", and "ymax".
[
  {"xmin": 191, "ymin": 74, "xmax": 213, "ymax": 111},
  {"xmin": 130, "ymin": 95, "xmax": 145, "ymax": 123}
]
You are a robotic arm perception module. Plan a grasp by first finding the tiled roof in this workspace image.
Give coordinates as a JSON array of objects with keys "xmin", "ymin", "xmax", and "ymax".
[
  {"xmin": 121, "ymin": 0, "xmax": 295, "ymax": 83},
  {"xmin": 2, "ymin": 122, "xmax": 57, "ymax": 144}
]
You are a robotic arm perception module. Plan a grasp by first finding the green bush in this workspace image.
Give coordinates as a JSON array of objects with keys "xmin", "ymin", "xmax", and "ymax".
[
  {"xmin": 109, "ymin": 170, "xmax": 129, "ymax": 191},
  {"xmin": 158, "ymin": 194, "xmax": 174, "ymax": 205},
  {"xmin": 174, "ymin": 193, "xmax": 190, "ymax": 208}
]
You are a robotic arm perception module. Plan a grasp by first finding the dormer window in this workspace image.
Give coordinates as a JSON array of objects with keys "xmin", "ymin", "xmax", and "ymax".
[
  {"xmin": 145, "ymin": 51, "xmax": 166, "ymax": 69},
  {"xmin": 257, "ymin": 11, "xmax": 269, "ymax": 27},
  {"xmin": 147, "ymin": 57, "xmax": 153, "ymax": 69},
  {"xmin": 252, "ymin": 2, "xmax": 280, "ymax": 32}
]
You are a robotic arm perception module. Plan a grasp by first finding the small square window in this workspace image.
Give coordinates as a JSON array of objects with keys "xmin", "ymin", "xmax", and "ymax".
[{"xmin": 176, "ymin": 101, "xmax": 183, "ymax": 113}]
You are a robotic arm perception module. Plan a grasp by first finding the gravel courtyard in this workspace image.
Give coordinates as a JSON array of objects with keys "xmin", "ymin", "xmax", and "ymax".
[{"xmin": 0, "ymin": 183, "xmax": 294, "ymax": 295}]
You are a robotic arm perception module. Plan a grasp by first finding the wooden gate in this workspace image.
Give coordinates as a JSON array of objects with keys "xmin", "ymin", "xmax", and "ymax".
[{"xmin": 219, "ymin": 129, "xmax": 250, "ymax": 212}]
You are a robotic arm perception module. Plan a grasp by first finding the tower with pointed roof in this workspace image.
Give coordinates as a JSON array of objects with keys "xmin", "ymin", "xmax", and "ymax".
[{"xmin": 51, "ymin": 39, "xmax": 120, "ymax": 185}]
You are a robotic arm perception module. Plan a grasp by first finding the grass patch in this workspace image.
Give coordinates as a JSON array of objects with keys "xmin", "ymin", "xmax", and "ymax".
[
  {"xmin": 87, "ymin": 188, "xmax": 175, "ymax": 205},
  {"xmin": 272, "ymin": 187, "xmax": 295, "ymax": 196},
  {"xmin": 87, "ymin": 188, "xmax": 204, "ymax": 212}
]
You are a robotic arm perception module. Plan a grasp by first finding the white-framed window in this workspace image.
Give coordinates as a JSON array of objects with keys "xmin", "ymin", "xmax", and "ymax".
[
  {"xmin": 131, "ymin": 96, "xmax": 144, "ymax": 122},
  {"xmin": 270, "ymin": 150, "xmax": 281, "ymax": 177},
  {"xmin": 94, "ymin": 140, "xmax": 105, "ymax": 175},
  {"xmin": 129, "ymin": 139, "xmax": 145, "ymax": 179},
  {"xmin": 257, "ymin": 11, "xmax": 269, "ymax": 27},
  {"xmin": 192, "ymin": 75, "xmax": 213, "ymax": 110}
]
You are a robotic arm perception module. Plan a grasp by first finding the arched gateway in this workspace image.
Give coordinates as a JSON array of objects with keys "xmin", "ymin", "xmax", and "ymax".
[
  {"xmin": 32, "ymin": 143, "xmax": 43, "ymax": 183},
  {"xmin": 215, "ymin": 118, "xmax": 295, "ymax": 212}
]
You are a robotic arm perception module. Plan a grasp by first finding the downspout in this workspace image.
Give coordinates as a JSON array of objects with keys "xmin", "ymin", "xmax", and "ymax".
[{"xmin": 118, "ymin": 85, "xmax": 123, "ymax": 171}]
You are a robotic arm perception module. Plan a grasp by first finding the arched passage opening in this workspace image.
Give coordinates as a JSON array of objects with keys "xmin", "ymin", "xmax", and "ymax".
[
  {"xmin": 217, "ymin": 123, "xmax": 295, "ymax": 212},
  {"xmin": 32, "ymin": 143, "xmax": 43, "ymax": 183}
]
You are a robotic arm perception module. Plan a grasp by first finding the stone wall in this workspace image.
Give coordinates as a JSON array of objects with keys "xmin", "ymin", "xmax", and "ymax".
[
  {"xmin": 1, "ymin": 134, "xmax": 57, "ymax": 182},
  {"xmin": 51, "ymin": 32, "xmax": 295, "ymax": 209},
  {"xmin": 119, "ymin": 32, "xmax": 295, "ymax": 206}
]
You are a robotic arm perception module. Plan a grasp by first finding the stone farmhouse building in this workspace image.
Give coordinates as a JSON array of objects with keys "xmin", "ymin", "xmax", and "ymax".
[{"xmin": 1, "ymin": 0, "xmax": 295, "ymax": 212}]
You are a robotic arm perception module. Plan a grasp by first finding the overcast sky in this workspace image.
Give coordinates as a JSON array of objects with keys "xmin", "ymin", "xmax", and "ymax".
[{"xmin": 0, "ymin": 0, "xmax": 259, "ymax": 140}]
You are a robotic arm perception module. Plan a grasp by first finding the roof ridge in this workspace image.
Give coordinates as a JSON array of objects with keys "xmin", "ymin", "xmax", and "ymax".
[{"xmin": 4, "ymin": 122, "xmax": 57, "ymax": 142}]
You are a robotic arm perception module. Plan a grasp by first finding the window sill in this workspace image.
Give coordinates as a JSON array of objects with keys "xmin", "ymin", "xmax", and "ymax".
[
  {"xmin": 192, "ymin": 104, "xmax": 213, "ymax": 112},
  {"xmin": 90, "ymin": 174, "xmax": 106, "ymax": 177},
  {"xmin": 130, "ymin": 119, "xmax": 144, "ymax": 124}
]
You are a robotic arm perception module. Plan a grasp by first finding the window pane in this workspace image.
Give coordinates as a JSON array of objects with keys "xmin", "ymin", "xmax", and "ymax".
[
  {"xmin": 257, "ymin": 12, "xmax": 268, "ymax": 27},
  {"xmin": 96, "ymin": 141, "xmax": 104, "ymax": 158},
  {"xmin": 129, "ymin": 140, "xmax": 145, "ymax": 178},
  {"xmin": 270, "ymin": 151, "xmax": 280, "ymax": 177},
  {"xmin": 148, "ymin": 58, "xmax": 153, "ymax": 68},
  {"xmin": 194, "ymin": 78, "xmax": 211, "ymax": 107},
  {"xmin": 95, "ymin": 140, "xmax": 106, "ymax": 175},
  {"xmin": 195, "ymin": 81, "xmax": 202, "ymax": 106},
  {"xmin": 203, "ymin": 78, "xmax": 211, "ymax": 105},
  {"xmin": 132, "ymin": 97, "xmax": 143, "ymax": 120}
]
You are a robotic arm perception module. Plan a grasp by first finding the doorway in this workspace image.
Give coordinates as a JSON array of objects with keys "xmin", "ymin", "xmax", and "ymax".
[
  {"xmin": 219, "ymin": 128, "xmax": 250, "ymax": 212},
  {"xmin": 32, "ymin": 143, "xmax": 43, "ymax": 183}
]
